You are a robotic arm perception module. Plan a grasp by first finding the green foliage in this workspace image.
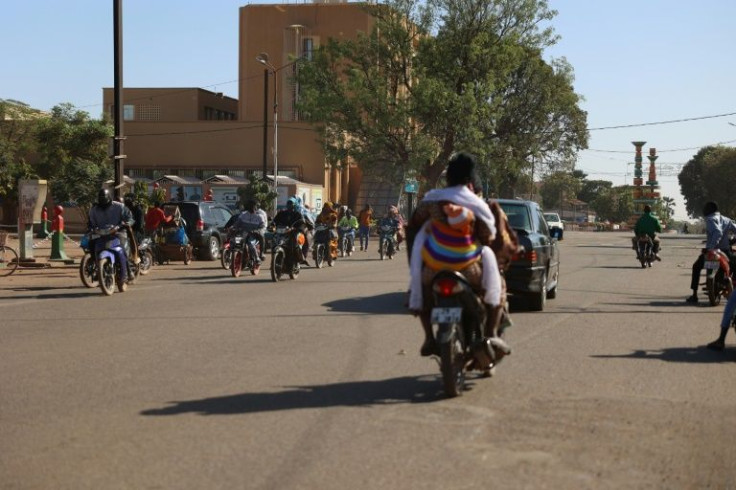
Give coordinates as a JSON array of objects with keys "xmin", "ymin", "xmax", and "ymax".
[
  {"xmin": 149, "ymin": 186, "xmax": 166, "ymax": 207},
  {"xmin": 236, "ymin": 178, "xmax": 278, "ymax": 213},
  {"xmin": 50, "ymin": 158, "xmax": 113, "ymax": 218},
  {"xmin": 0, "ymin": 100, "xmax": 41, "ymax": 201},
  {"xmin": 130, "ymin": 181, "xmax": 151, "ymax": 210},
  {"xmin": 539, "ymin": 171, "xmax": 581, "ymax": 209},
  {"xmin": 679, "ymin": 146, "xmax": 736, "ymax": 218},
  {"xmin": 577, "ymin": 179, "xmax": 612, "ymax": 204},
  {"xmin": 296, "ymin": 0, "xmax": 588, "ymax": 192},
  {"xmin": 590, "ymin": 186, "xmax": 634, "ymax": 223}
]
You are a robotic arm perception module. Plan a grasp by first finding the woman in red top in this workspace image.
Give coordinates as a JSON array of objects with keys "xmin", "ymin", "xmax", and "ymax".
[{"xmin": 144, "ymin": 203, "xmax": 172, "ymax": 235}]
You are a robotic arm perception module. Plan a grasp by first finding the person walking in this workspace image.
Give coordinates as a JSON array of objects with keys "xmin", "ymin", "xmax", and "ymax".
[{"xmin": 358, "ymin": 204, "xmax": 373, "ymax": 252}]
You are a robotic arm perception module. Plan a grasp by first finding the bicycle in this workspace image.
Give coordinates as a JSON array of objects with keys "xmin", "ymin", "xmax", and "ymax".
[{"xmin": 0, "ymin": 230, "xmax": 19, "ymax": 277}]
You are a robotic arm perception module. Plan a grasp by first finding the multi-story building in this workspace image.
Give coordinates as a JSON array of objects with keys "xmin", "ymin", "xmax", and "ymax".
[{"xmin": 103, "ymin": 1, "xmax": 376, "ymax": 211}]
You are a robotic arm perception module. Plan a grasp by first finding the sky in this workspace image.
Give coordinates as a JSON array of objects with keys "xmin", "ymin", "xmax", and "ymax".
[{"xmin": 3, "ymin": 0, "xmax": 735, "ymax": 221}]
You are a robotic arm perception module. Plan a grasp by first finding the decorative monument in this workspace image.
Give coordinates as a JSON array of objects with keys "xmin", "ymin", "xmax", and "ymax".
[{"xmin": 630, "ymin": 141, "xmax": 660, "ymax": 219}]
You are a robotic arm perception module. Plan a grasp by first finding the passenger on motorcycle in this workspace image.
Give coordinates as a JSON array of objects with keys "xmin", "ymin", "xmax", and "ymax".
[
  {"xmin": 231, "ymin": 200, "xmax": 267, "ymax": 262},
  {"xmin": 273, "ymin": 198, "xmax": 314, "ymax": 265},
  {"xmin": 406, "ymin": 152, "xmax": 504, "ymax": 357},
  {"xmin": 88, "ymin": 188, "xmax": 135, "ymax": 283},
  {"xmin": 686, "ymin": 201, "xmax": 736, "ymax": 304},
  {"xmin": 315, "ymin": 201, "xmax": 339, "ymax": 260},
  {"xmin": 631, "ymin": 204, "xmax": 662, "ymax": 260},
  {"xmin": 337, "ymin": 209, "xmax": 359, "ymax": 253}
]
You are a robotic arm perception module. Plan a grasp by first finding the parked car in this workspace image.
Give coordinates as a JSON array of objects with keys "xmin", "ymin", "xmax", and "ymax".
[
  {"xmin": 164, "ymin": 201, "xmax": 234, "ymax": 260},
  {"xmin": 496, "ymin": 199, "xmax": 560, "ymax": 311},
  {"xmin": 543, "ymin": 212, "xmax": 564, "ymax": 240}
]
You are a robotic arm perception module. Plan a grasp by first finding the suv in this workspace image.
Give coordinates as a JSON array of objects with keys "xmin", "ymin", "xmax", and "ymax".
[
  {"xmin": 497, "ymin": 199, "xmax": 560, "ymax": 311},
  {"xmin": 543, "ymin": 212, "xmax": 564, "ymax": 240},
  {"xmin": 164, "ymin": 201, "xmax": 234, "ymax": 260}
]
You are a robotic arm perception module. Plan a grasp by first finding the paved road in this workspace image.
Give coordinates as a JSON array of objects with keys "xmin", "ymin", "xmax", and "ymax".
[{"xmin": 2, "ymin": 232, "xmax": 735, "ymax": 489}]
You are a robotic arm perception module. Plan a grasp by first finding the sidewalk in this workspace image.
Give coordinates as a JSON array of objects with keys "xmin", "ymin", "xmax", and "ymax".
[{"xmin": 1, "ymin": 232, "xmax": 84, "ymax": 291}]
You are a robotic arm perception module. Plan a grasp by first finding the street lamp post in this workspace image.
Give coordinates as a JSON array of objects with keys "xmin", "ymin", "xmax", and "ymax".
[{"xmin": 256, "ymin": 53, "xmax": 278, "ymax": 214}]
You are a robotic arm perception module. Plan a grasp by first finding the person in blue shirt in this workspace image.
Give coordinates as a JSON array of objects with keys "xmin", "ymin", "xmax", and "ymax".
[
  {"xmin": 707, "ymin": 289, "xmax": 736, "ymax": 351},
  {"xmin": 685, "ymin": 201, "xmax": 736, "ymax": 304}
]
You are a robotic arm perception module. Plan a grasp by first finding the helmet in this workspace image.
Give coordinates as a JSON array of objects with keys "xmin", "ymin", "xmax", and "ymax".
[
  {"xmin": 123, "ymin": 193, "xmax": 135, "ymax": 206},
  {"xmin": 97, "ymin": 188, "xmax": 112, "ymax": 208}
]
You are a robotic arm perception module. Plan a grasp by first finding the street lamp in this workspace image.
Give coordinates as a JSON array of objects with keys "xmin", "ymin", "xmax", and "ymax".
[{"xmin": 256, "ymin": 52, "xmax": 278, "ymax": 214}]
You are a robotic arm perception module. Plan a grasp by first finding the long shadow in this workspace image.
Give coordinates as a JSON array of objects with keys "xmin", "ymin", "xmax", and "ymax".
[
  {"xmin": 323, "ymin": 291, "xmax": 407, "ymax": 315},
  {"xmin": 140, "ymin": 375, "xmax": 444, "ymax": 416},
  {"xmin": 592, "ymin": 265, "xmax": 650, "ymax": 270},
  {"xmin": 2, "ymin": 291, "xmax": 99, "ymax": 300},
  {"xmin": 592, "ymin": 347, "xmax": 736, "ymax": 364}
]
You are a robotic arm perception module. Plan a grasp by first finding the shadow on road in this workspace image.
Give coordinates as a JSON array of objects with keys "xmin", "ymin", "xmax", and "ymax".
[
  {"xmin": 591, "ymin": 265, "xmax": 650, "ymax": 269},
  {"xmin": 323, "ymin": 291, "xmax": 407, "ymax": 315},
  {"xmin": 591, "ymin": 347, "xmax": 736, "ymax": 364},
  {"xmin": 140, "ymin": 375, "xmax": 444, "ymax": 416}
]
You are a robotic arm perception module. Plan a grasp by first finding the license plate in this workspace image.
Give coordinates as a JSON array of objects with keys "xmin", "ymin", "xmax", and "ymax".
[
  {"xmin": 704, "ymin": 260, "xmax": 720, "ymax": 270},
  {"xmin": 431, "ymin": 307, "xmax": 462, "ymax": 324}
]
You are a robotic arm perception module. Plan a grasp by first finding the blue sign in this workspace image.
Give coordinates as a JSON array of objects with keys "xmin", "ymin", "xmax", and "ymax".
[{"xmin": 404, "ymin": 179, "xmax": 418, "ymax": 193}]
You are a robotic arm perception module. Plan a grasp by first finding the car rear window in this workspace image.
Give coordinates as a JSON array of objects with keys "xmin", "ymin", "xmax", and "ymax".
[
  {"xmin": 500, "ymin": 203, "xmax": 531, "ymax": 231},
  {"xmin": 544, "ymin": 213, "xmax": 560, "ymax": 222}
]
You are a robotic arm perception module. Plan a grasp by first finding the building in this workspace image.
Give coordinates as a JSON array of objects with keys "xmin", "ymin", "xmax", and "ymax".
[{"xmin": 103, "ymin": 2, "xmax": 377, "ymax": 212}]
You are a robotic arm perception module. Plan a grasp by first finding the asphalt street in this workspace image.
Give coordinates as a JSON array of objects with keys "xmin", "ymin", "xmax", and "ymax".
[{"xmin": 1, "ymin": 232, "xmax": 735, "ymax": 489}]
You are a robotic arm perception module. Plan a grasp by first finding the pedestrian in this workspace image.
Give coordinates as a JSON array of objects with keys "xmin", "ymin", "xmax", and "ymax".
[{"xmin": 358, "ymin": 203, "xmax": 373, "ymax": 251}]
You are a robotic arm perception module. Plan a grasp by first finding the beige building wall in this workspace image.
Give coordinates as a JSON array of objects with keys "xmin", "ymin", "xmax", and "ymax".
[{"xmin": 102, "ymin": 3, "xmax": 375, "ymax": 208}]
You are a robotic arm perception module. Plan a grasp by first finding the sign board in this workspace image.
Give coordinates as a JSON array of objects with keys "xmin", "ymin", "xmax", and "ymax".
[{"xmin": 18, "ymin": 179, "xmax": 48, "ymax": 226}]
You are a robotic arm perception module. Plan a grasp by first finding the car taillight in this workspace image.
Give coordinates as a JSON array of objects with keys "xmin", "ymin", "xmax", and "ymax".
[
  {"xmin": 196, "ymin": 219, "xmax": 204, "ymax": 231},
  {"xmin": 433, "ymin": 278, "xmax": 462, "ymax": 297},
  {"xmin": 512, "ymin": 249, "xmax": 537, "ymax": 263}
]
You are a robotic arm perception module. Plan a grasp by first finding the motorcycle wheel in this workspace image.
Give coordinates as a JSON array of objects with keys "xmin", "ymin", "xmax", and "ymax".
[
  {"xmin": 271, "ymin": 248, "xmax": 285, "ymax": 282},
  {"xmin": 439, "ymin": 326, "xmax": 465, "ymax": 398},
  {"xmin": 289, "ymin": 261, "xmax": 300, "ymax": 280},
  {"xmin": 221, "ymin": 248, "xmax": 233, "ymax": 270},
  {"xmin": 98, "ymin": 258, "xmax": 115, "ymax": 296},
  {"xmin": 231, "ymin": 251, "xmax": 243, "ymax": 278},
  {"xmin": 706, "ymin": 273, "xmax": 720, "ymax": 306},
  {"xmin": 379, "ymin": 239, "xmax": 386, "ymax": 260},
  {"xmin": 80, "ymin": 252, "xmax": 99, "ymax": 288},
  {"xmin": 138, "ymin": 250, "xmax": 153, "ymax": 275},
  {"xmin": 314, "ymin": 244, "xmax": 325, "ymax": 269}
]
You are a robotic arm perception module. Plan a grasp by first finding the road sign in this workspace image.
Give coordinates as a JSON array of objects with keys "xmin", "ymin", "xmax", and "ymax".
[{"xmin": 404, "ymin": 179, "xmax": 418, "ymax": 193}]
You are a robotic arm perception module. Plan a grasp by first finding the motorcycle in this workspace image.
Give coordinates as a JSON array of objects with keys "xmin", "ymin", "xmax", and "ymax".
[
  {"xmin": 338, "ymin": 226, "xmax": 355, "ymax": 257},
  {"xmin": 89, "ymin": 226, "xmax": 130, "ymax": 296},
  {"xmin": 703, "ymin": 249, "xmax": 734, "ymax": 306},
  {"xmin": 636, "ymin": 235, "xmax": 655, "ymax": 269},
  {"xmin": 136, "ymin": 235, "xmax": 154, "ymax": 276},
  {"xmin": 428, "ymin": 270, "xmax": 510, "ymax": 397},
  {"xmin": 313, "ymin": 224, "xmax": 334, "ymax": 268},
  {"xmin": 270, "ymin": 224, "xmax": 305, "ymax": 281},
  {"xmin": 378, "ymin": 224, "xmax": 397, "ymax": 260},
  {"xmin": 229, "ymin": 231, "xmax": 262, "ymax": 278}
]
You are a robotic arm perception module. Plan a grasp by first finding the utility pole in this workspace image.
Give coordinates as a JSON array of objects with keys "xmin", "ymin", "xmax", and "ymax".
[
  {"xmin": 112, "ymin": 0, "xmax": 125, "ymax": 200},
  {"xmin": 261, "ymin": 69, "xmax": 268, "ymax": 179}
]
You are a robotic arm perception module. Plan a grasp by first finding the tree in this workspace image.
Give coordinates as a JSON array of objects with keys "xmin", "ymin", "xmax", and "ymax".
[
  {"xmin": 236, "ymin": 178, "xmax": 278, "ymax": 213},
  {"xmin": 51, "ymin": 158, "xmax": 113, "ymax": 218},
  {"xmin": 296, "ymin": 0, "xmax": 588, "ymax": 193},
  {"xmin": 0, "ymin": 100, "xmax": 40, "ymax": 201},
  {"xmin": 577, "ymin": 179, "xmax": 612, "ymax": 204},
  {"xmin": 677, "ymin": 146, "xmax": 736, "ymax": 218},
  {"xmin": 590, "ymin": 186, "xmax": 633, "ymax": 223},
  {"xmin": 539, "ymin": 171, "xmax": 581, "ymax": 210},
  {"xmin": 658, "ymin": 196, "xmax": 676, "ymax": 223}
]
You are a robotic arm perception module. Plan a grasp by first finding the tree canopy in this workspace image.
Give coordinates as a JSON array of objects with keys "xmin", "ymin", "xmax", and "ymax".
[
  {"xmin": 679, "ymin": 146, "xmax": 736, "ymax": 218},
  {"xmin": 296, "ymin": 0, "xmax": 588, "ymax": 194}
]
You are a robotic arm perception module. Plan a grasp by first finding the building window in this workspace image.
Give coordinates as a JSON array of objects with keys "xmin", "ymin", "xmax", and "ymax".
[
  {"xmin": 302, "ymin": 37, "xmax": 314, "ymax": 61},
  {"xmin": 123, "ymin": 105, "xmax": 135, "ymax": 121},
  {"xmin": 138, "ymin": 105, "xmax": 161, "ymax": 121}
]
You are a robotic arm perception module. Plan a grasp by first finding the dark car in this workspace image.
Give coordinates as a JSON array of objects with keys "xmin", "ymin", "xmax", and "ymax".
[
  {"xmin": 164, "ymin": 201, "xmax": 234, "ymax": 260},
  {"xmin": 496, "ymin": 199, "xmax": 560, "ymax": 311}
]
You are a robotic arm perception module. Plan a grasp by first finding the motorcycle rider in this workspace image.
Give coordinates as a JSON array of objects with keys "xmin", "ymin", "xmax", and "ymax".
[
  {"xmin": 231, "ymin": 200, "xmax": 267, "ymax": 263},
  {"xmin": 315, "ymin": 201, "xmax": 339, "ymax": 261},
  {"xmin": 88, "ymin": 188, "xmax": 135, "ymax": 284},
  {"xmin": 273, "ymin": 197, "xmax": 313, "ymax": 265},
  {"xmin": 378, "ymin": 205, "xmax": 401, "ymax": 253},
  {"xmin": 406, "ymin": 152, "xmax": 504, "ymax": 357},
  {"xmin": 337, "ymin": 208, "xmax": 359, "ymax": 253},
  {"xmin": 685, "ymin": 201, "xmax": 736, "ymax": 304},
  {"xmin": 631, "ymin": 204, "xmax": 662, "ymax": 261},
  {"xmin": 124, "ymin": 193, "xmax": 145, "ymax": 244}
]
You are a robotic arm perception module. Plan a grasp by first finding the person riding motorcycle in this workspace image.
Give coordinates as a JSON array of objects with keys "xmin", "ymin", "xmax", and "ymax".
[
  {"xmin": 88, "ymin": 188, "xmax": 135, "ymax": 283},
  {"xmin": 406, "ymin": 152, "xmax": 504, "ymax": 357},
  {"xmin": 686, "ymin": 201, "xmax": 736, "ymax": 304},
  {"xmin": 273, "ymin": 197, "xmax": 314, "ymax": 265},
  {"xmin": 337, "ymin": 208, "xmax": 359, "ymax": 254},
  {"xmin": 231, "ymin": 200, "xmax": 267, "ymax": 263},
  {"xmin": 378, "ymin": 206, "xmax": 401, "ymax": 252},
  {"xmin": 315, "ymin": 201, "xmax": 339, "ymax": 260},
  {"xmin": 631, "ymin": 204, "xmax": 662, "ymax": 261},
  {"xmin": 123, "ymin": 193, "xmax": 145, "ymax": 245}
]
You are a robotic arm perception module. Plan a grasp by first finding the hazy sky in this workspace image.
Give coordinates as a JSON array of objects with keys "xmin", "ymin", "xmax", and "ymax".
[{"xmin": 3, "ymin": 0, "xmax": 734, "ymax": 220}]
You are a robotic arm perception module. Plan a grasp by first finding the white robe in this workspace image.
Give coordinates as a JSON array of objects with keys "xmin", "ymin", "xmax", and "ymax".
[{"xmin": 408, "ymin": 185, "xmax": 502, "ymax": 310}]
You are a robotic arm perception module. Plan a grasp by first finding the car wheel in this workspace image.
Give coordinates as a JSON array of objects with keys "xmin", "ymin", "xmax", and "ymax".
[
  {"xmin": 528, "ymin": 270, "xmax": 547, "ymax": 311},
  {"xmin": 204, "ymin": 235, "xmax": 220, "ymax": 261}
]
